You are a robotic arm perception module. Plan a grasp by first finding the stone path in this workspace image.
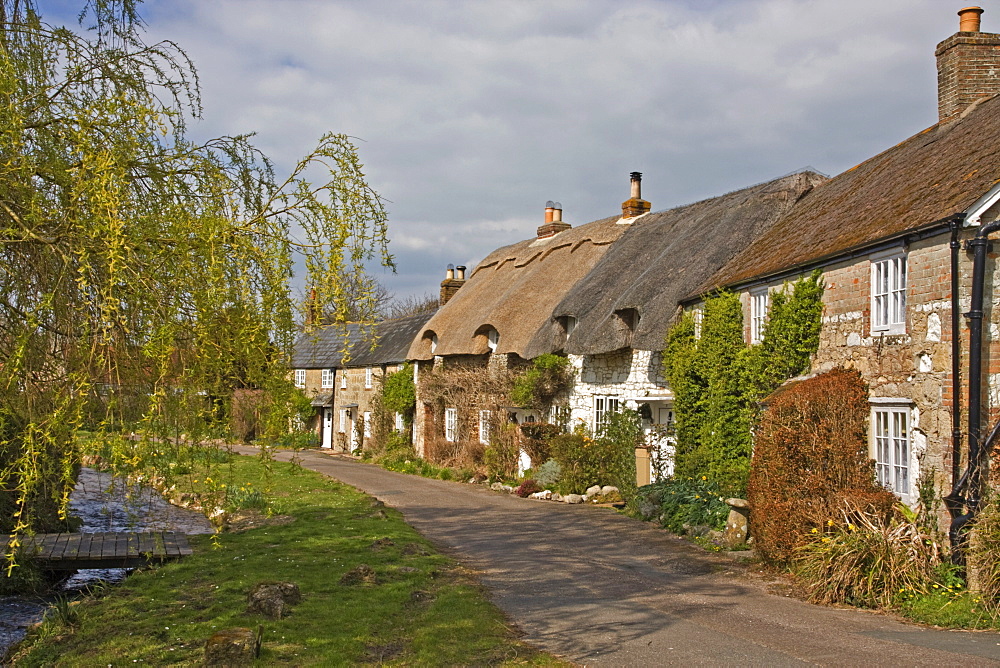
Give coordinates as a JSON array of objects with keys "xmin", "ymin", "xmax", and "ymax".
[{"xmin": 239, "ymin": 447, "xmax": 1000, "ymax": 667}]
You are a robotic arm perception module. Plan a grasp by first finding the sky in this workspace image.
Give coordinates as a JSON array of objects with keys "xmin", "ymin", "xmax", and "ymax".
[{"xmin": 43, "ymin": 0, "xmax": 970, "ymax": 302}]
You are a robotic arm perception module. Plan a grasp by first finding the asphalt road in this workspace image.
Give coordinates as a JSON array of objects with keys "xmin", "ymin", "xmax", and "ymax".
[{"xmin": 238, "ymin": 447, "xmax": 1000, "ymax": 666}]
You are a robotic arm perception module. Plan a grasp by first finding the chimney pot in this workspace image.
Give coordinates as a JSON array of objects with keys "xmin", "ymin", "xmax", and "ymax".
[
  {"xmin": 456, "ymin": 265, "xmax": 466, "ymax": 280},
  {"xmin": 622, "ymin": 171, "xmax": 651, "ymax": 219},
  {"xmin": 959, "ymin": 6, "xmax": 984, "ymax": 32},
  {"xmin": 553, "ymin": 202, "xmax": 562, "ymax": 222},
  {"xmin": 544, "ymin": 201, "xmax": 554, "ymax": 224},
  {"xmin": 446, "ymin": 264, "xmax": 454, "ymax": 280}
]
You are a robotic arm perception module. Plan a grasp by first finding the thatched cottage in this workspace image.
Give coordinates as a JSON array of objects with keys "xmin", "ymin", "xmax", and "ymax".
[{"xmin": 553, "ymin": 171, "xmax": 826, "ymax": 483}]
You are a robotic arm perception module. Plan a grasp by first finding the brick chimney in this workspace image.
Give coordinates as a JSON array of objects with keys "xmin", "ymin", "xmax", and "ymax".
[
  {"xmin": 936, "ymin": 7, "xmax": 1000, "ymax": 121},
  {"xmin": 621, "ymin": 172, "xmax": 651, "ymax": 218},
  {"xmin": 439, "ymin": 264, "xmax": 465, "ymax": 306},
  {"xmin": 537, "ymin": 200, "xmax": 571, "ymax": 239}
]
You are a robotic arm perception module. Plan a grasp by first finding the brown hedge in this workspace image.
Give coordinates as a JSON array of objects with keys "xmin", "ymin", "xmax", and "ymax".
[{"xmin": 747, "ymin": 368, "xmax": 896, "ymax": 565}]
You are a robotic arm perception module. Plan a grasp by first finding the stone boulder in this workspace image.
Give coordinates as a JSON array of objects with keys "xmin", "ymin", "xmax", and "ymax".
[
  {"xmin": 246, "ymin": 582, "xmax": 301, "ymax": 620},
  {"xmin": 564, "ymin": 494, "xmax": 584, "ymax": 504},
  {"xmin": 340, "ymin": 564, "xmax": 378, "ymax": 585},
  {"xmin": 586, "ymin": 485, "xmax": 602, "ymax": 497},
  {"xmin": 204, "ymin": 627, "xmax": 260, "ymax": 666},
  {"xmin": 723, "ymin": 498, "xmax": 750, "ymax": 547},
  {"xmin": 601, "ymin": 485, "xmax": 619, "ymax": 496},
  {"xmin": 529, "ymin": 490, "xmax": 552, "ymax": 500}
]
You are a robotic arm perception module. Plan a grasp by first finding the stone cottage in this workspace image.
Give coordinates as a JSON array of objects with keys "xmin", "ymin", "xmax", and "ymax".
[{"xmin": 688, "ymin": 6, "xmax": 1000, "ymax": 511}]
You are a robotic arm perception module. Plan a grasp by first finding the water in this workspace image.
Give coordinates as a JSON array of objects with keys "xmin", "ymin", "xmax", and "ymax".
[{"xmin": 0, "ymin": 468, "xmax": 215, "ymax": 658}]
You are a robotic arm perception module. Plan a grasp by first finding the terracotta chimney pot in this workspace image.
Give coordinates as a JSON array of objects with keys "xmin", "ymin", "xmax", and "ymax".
[
  {"xmin": 544, "ymin": 201, "xmax": 555, "ymax": 224},
  {"xmin": 959, "ymin": 6, "xmax": 984, "ymax": 32}
]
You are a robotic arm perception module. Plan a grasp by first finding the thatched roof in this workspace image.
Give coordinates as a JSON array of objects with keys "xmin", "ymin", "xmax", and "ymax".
[
  {"xmin": 698, "ymin": 94, "xmax": 1000, "ymax": 294},
  {"xmin": 407, "ymin": 216, "xmax": 626, "ymax": 361},
  {"xmin": 553, "ymin": 171, "xmax": 826, "ymax": 355},
  {"xmin": 292, "ymin": 311, "xmax": 434, "ymax": 369}
]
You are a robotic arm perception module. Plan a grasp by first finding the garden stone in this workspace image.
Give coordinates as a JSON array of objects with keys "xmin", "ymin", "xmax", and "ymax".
[
  {"xmin": 601, "ymin": 485, "xmax": 618, "ymax": 496},
  {"xmin": 723, "ymin": 498, "xmax": 750, "ymax": 547},
  {"xmin": 246, "ymin": 582, "xmax": 301, "ymax": 620},
  {"xmin": 529, "ymin": 490, "xmax": 552, "ymax": 500},
  {"xmin": 564, "ymin": 494, "xmax": 584, "ymax": 504},
  {"xmin": 204, "ymin": 627, "xmax": 259, "ymax": 666},
  {"xmin": 551, "ymin": 492, "xmax": 563, "ymax": 502},
  {"xmin": 586, "ymin": 485, "xmax": 602, "ymax": 497}
]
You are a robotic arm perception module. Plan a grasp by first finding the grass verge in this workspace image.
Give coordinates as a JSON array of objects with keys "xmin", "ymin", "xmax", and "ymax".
[{"xmin": 8, "ymin": 455, "xmax": 564, "ymax": 666}]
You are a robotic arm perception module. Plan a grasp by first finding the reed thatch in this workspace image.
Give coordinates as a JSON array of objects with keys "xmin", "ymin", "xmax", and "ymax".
[
  {"xmin": 407, "ymin": 215, "xmax": 626, "ymax": 361},
  {"xmin": 553, "ymin": 171, "xmax": 826, "ymax": 355},
  {"xmin": 699, "ymin": 94, "xmax": 1000, "ymax": 294}
]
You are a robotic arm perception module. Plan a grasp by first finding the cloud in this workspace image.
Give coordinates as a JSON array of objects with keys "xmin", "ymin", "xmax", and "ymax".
[{"xmin": 50, "ymin": 0, "xmax": 957, "ymax": 298}]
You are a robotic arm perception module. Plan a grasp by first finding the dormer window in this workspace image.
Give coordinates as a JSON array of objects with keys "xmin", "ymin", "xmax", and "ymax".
[
  {"xmin": 487, "ymin": 328, "xmax": 499, "ymax": 352},
  {"xmin": 613, "ymin": 308, "xmax": 639, "ymax": 345},
  {"xmin": 558, "ymin": 315, "xmax": 577, "ymax": 341},
  {"xmin": 431, "ymin": 334, "xmax": 438, "ymax": 354}
]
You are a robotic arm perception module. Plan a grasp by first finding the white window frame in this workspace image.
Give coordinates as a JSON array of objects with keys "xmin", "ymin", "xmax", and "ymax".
[
  {"xmin": 394, "ymin": 412, "xmax": 405, "ymax": 432},
  {"xmin": 871, "ymin": 251, "xmax": 907, "ymax": 334},
  {"xmin": 872, "ymin": 404, "xmax": 910, "ymax": 497},
  {"xmin": 750, "ymin": 289, "xmax": 769, "ymax": 344},
  {"xmin": 486, "ymin": 328, "xmax": 499, "ymax": 352},
  {"xmin": 321, "ymin": 368, "xmax": 334, "ymax": 389},
  {"xmin": 593, "ymin": 396, "xmax": 620, "ymax": 433},
  {"xmin": 479, "ymin": 410, "xmax": 491, "ymax": 444},
  {"xmin": 294, "ymin": 369, "xmax": 306, "ymax": 388},
  {"xmin": 692, "ymin": 306, "xmax": 703, "ymax": 340},
  {"xmin": 365, "ymin": 367, "xmax": 373, "ymax": 389},
  {"xmin": 445, "ymin": 407, "xmax": 458, "ymax": 442},
  {"xmin": 340, "ymin": 371, "xmax": 347, "ymax": 389}
]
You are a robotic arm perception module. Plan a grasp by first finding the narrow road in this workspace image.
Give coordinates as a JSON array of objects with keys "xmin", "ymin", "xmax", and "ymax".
[{"xmin": 240, "ymin": 447, "xmax": 1000, "ymax": 666}]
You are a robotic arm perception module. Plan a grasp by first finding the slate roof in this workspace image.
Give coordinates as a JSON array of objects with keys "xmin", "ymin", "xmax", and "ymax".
[
  {"xmin": 407, "ymin": 215, "xmax": 627, "ymax": 361},
  {"xmin": 698, "ymin": 94, "xmax": 1000, "ymax": 294},
  {"xmin": 291, "ymin": 311, "xmax": 434, "ymax": 369},
  {"xmin": 553, "ymin": 171, "xmax": 826, "ymax": 355}
]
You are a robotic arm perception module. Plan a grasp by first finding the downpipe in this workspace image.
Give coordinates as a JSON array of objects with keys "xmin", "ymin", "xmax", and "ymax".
[{"xmin": 947, "ymin": 217, "xmax": 1000, "ymax": 565}]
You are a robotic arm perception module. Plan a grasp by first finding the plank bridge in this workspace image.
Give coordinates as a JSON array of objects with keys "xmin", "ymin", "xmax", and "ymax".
[{"xmin": 1, "ymin": 532, "xmax": 193, "ymax": 570}]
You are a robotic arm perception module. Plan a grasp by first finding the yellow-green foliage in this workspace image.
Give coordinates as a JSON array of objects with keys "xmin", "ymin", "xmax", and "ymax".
[{"xmin": 0, "ymin": 1, "xmax": 391, "ymax": 540}]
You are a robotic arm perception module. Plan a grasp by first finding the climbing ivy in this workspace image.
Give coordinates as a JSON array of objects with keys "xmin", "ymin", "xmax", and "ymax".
[
  {"xmin": 380, "ymin": 363, "xmax": 417, "ymax": 421},
  {"xmin": 663, "ymin": 272, "xmax": 825, "ymax": 496},
  {"xmin": 510, "ymin": 354, "xmax": 573, "ymax": 410}
]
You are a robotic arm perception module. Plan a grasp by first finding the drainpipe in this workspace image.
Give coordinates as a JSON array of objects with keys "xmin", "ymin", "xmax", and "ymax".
[
  {"xmin": 947, "ymin": 217, "xmax": 1000, "ymax": 563},
  {"xmin": 950, "ymin": 216, "xmax": 964, "ymax": 486}
]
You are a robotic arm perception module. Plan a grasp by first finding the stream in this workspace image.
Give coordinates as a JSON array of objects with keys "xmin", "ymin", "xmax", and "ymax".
[{"xmin": 0, "ymin": 468, "xmax": 215, "ymax": 659}]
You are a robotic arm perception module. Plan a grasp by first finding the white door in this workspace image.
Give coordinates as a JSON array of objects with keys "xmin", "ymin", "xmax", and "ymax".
[
  {"xmin": 321, "ymin": 408, "xmax": 333, "ymax": 449},
  {"xmin": 347, "ymin": 410, "xmax": 357, "ymax": 452},
  {"xmin": 642, "ymin": 407, "xmax": 675, "ymax": 481}
]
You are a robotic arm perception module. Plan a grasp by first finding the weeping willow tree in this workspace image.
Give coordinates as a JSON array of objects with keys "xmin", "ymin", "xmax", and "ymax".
[{"xmin": 0, "ymin": 0, "xmax": 393, "ymax": 541}]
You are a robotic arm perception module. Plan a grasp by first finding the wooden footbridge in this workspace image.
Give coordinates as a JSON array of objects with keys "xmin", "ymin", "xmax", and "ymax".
[{"xmin": 1, "ymin": 532, "xmax": 193, "ymax": 570}]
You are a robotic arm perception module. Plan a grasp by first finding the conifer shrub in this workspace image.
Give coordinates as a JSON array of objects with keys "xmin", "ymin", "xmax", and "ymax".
[
  {"xmin": 534, "ymin": 458, "xmax": 562, "ymax": 489},
  {"xmin": 747, "ymin": 368, "xmax": 896, "ymax": 566}
]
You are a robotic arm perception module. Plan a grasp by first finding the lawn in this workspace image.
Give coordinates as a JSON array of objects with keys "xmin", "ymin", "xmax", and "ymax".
[{"xmin": 9, "ymin": 454, "xmax": 564, "ymax": 666}]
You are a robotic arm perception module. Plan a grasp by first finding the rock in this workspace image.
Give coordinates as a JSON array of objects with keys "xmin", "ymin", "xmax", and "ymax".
[
  {"xmin": 564, "ymin": 494, "xmax": 584, "ymax": 504},
  {"xmin": 601, "ymin": 485, "xmax": 619, "ymax": 495},
  {"xmin": 551, "ymin": 492, "xmax": 563, "ymax": 502},
  {"xmin": 529, "ymin": 490, "xmax": 552, "ymax": 500},
  {"xmin": 402, "ymin": 542, "xmax": 430, "ymax": 556},
  {"xmin": 204, "ymin": 627, "xmax": 260, "ymax": 666},
  {"xmin": 490, "ymin": 482, "xmax": 505, "ymax": 491},
  {"xmin": 723, "ymin": 498, "xmax": 751, "ymax": 547},
  {"xmin": 340, "ymin": 564, "xmax": 378, "ymax": 585},
  {"xmin": 370, "ymin": 538, "xmax": 395, "ymax": 551},
  {"xmin": 586, "ymin": 485, "xmax": 602, "ymax": 497},
  {"xmin": 246, "ymin": 582, "xmax": 301, "ymax": 619}
]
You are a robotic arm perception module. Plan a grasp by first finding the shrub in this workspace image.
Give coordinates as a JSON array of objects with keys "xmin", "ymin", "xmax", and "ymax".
[
  {"xmin": 637, "ymin": 476, "xmax": 729, "ymax": 534},
  {"xmin": 510, "ymin": 354, "xmax": 573, "ymax": 409},
  {"xmin": 795, "ymin": 505, "xmax": 943, "ymax": 609},
  {"xmin": 225, "ymin": 486, "xmax": 270, "ymax": 512},
  {"xmin": 747, "ymin": 368, "xmax": 897, "ymax": 566},
  {"xmin": 519, "ymin": 422, "xmax": 561, "ymax": 467},
  {"xmin": 514, "ymin": 479, "xmax": 542, "ymax": 498},
  {"xmin": 534, "ymin": 459, "xmax": 562, "ymax": 489},
  {"xmin": 484, "ymin": 422, "xmax": 520, "ymax": 481},
  {"xmin": 547, "ymin": 411, "xmax": 640, "ymax": 500},
  {"xmin": 970, "ymin": 495, "xmax": 1000, "ymax": 613}
]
